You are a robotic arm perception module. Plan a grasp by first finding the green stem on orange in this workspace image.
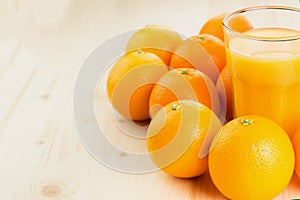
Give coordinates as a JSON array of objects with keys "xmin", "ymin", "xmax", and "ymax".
[
  {"xmin": 198, "ymin": 36, "xmax": 205, "ymax": 41},
  {"xmin": 172, "ymin": 103, "xmax": 180, "ymax": 110},
  {"xmin": 181, "ymin": 69, "xmax": 188, "ymax": 75},
  {"xmin": 241, "ymin": 119, "xmax": 253, "ymax": 126}
]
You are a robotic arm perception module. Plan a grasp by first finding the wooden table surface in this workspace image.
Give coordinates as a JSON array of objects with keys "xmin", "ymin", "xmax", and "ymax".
[{"xmin": 1, "ymin": 0, "xmax": 300, "ymax": 199}]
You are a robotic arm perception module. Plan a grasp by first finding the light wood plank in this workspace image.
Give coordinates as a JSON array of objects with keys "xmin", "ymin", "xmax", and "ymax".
[
  {"xmin": 0, "ymin": 49, "xmax": 66, "ymax": 198},
  {"xmin": 0, "ymin": 36, "xmax": 21, "ymax": 76},
  {"xmin": 0, "ymin": 63, "xmax": 35, "ymax": 124}
]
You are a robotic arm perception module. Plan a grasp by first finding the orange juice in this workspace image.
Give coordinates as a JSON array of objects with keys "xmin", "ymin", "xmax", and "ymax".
[{"xmin": 227, "ymin": 28, "xmax": 300, "ymax": 137}]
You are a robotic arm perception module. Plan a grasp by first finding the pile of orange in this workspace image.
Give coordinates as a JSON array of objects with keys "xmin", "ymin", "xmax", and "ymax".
[{"xmin": 105, "ymin": 13, "xmax": 299, "ymax": 200}]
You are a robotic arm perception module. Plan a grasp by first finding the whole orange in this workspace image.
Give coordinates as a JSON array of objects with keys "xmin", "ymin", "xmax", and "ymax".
[
  {"xmin": 106, "ymin": 50, "xmax": 168, "ymax": 121},
  {"xmin": 149, "ymin": 68, "xmax": 220, "ymax": 118},
  {"xmin": 199, "ymin": 13, "xmax": 253, "ymax": 41},
  {"xmin": 292, "ymin": 128, "xmax": 300, "ymax": 179},
  {"xmin": 147, "ymin": 100, "xmax": 222, "ymax": 178},
  {"xmin": 126, "ymin": 25, "xmax": 183, "ymax": 65},
  {"xmin": 216, "ymin": 65, "xmax": 233, "ymax": 122},
  {"xmin": 209, "ymin": 116, "xmax": 295, "ymax": 200},
  {"xmin": 169, "ymin": 34, "xmax": 226, "ymax": 83}
]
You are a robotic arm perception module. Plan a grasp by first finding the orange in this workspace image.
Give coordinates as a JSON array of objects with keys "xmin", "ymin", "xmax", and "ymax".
[
  {"xmin": 216, "ymin": 65, "xmax": 232, "ymax": 122},
  {"xmin": 209, "ymin": 116, "xmax": 295, "ymax": 200},
  {"xmin": 126, "ymin": 25, "xmax": 183, "ymax": 65},
  {"xmin": 292, "ymin": 128, "xmax": 300, "ymax": 179},
  {"xmin": 106, "ymin": 50, "xmax": 168, "ymax": 121},
  {"xmin": 149, "ymin": 68, "xmax": 220, "ymax": 118},
  {"xmin": 147, "ymin": 100, "xmax": 222, "ymax": 178},
  {"xmin": 169, "ymin": 34, "xmax": 226, "ymax": 83},
  {"xmin": 199, "ymin": 13, "xmax": 253, "ymax": 41}
]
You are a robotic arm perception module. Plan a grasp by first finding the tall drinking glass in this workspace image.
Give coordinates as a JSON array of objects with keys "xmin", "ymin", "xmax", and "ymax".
[{"xmin": 223, "ymin": 6, "xmax": 300, "ymax": 138}]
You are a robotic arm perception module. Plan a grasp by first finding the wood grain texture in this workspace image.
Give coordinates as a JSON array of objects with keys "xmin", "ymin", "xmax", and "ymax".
[{"xmin": 0, "ymin": 0, "xmax": 300, "ymax": 199}]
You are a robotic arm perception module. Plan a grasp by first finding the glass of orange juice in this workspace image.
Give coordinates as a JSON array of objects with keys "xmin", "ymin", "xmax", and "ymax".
[{"xmin": 223, "ymin": 6, "xmax": 300, "ymax": 138}]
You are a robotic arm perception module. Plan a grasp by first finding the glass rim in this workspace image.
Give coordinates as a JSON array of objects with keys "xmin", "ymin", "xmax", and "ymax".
[{"xmin": 223, "ymin": 5, "xmax": 300, "ymax": 42}]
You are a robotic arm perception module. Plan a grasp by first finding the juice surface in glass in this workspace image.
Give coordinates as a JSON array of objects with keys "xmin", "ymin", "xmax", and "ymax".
[{"xmin": 227, "ymin": 28, "xmax": 300, "ymax": 137}]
